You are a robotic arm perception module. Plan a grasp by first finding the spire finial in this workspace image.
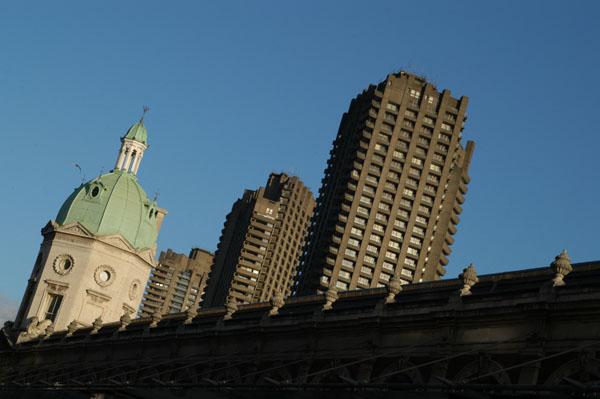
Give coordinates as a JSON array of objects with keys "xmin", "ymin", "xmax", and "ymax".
[{"xmin": 140, "ymin": 105, "xmax": 150, "ymax": 123}]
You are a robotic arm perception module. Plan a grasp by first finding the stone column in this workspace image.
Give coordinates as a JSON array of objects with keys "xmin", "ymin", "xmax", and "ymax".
[
  {"xmin": 132, "ymin": 153, "xmax": 144, "ymax": 175},
  {"xmin": 115, "ymin": 146, "xmax": 127, "ymax": 170},
  {"xmin": 122, "ymin": 147, "xmax": 133, "ymax": 172}
]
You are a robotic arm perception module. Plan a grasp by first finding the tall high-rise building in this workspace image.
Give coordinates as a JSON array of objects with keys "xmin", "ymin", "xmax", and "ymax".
[
  {"xmin": 298, "ymin": 72, "xmax": 474, "ymax": 294},
  {"xmin": 203, "ymin": 173, "xmax": 315, "ymax": 307},
  {"xmin": 139, "ymin": 247, "xmax": 213, "ymax": 317}
]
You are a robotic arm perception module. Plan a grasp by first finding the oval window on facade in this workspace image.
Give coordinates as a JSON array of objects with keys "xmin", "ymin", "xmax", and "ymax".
[
  {"xmin": 53, "ymin": 254, "xmax": 75, "ymax": 276},
  {"xmin": 94, "ymin": 265, "xmax": 116, "ymax": 287},
  {"xmin": 129, "ymin": 279, "xmax": 142, "ymax": 300}
]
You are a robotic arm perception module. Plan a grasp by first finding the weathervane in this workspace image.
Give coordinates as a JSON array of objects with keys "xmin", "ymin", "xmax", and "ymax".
[
  {"xmin": 140, "ymin": 106, "xmax": 150, "ymax": 123},
  {"xmin": 74, "ymin": 163, "xmax": 85, "ymax": 184}
]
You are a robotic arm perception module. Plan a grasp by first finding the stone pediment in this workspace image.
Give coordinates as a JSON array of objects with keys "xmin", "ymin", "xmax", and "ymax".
[
  {"xmin": 41, "ymin": 220, "xmax": 60, "ymax": 235},
  {"xmin": 47, "ymin": 221, "xmax": 95, "ymax": 238},
  {"xmin": 137, "ymin": 248, "xmax": 157, "ymax": 265},
  {"xmin": 98, "ymin": 234, "xmax": 155, "ymax": 265},
  {"xmin": 44, "ymin": 220, "xmax": 155, "ymax": 264},
  {"xmin": 99, "ymin": 234, "xmax": 136, "ymax": 252},
  {"xmin": 45, "ymin": 279, "xmax": 70, "ymax": 293},
  {"xmin": 60, "ymin": 222, "xmax": 94, "ymax": 237}
]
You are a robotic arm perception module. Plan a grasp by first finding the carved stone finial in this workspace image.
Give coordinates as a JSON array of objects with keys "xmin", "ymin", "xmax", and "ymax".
[
  {"xmin": 184, "ymin": 306, "xmax": 197, "ymax": 325},
  {"xmin": 118, "ymin": 312, "xmax": 131, "ymax": 331},
  {"xmin": 66, "ymin": 320, "xmax": 79, "ymax": 337},
  {"xmin": 385, "ymin": 275, "xmax": 403, "ymax": 303},
  {"xmin": 551, "ymin": 249, "xmax": 572, "ymax": 287},
  {"xmin": 150, "ymin": 311, "xmax": 162, "ymax": 328},
  {"xmin": 459, "ymin": 264, "xmax": 478, "ymax": 296},
  {"xmin": 18, "ymin": 317, "xmax": 52, "ymax": 342},
  {"xmin": 90, "ymin": 317, "xmax": 103, "ymax": 334},
  {"xmin": 269, "ymin": 292, "xmax": 285, "ymax": 316},
  {"xmin": 224, "ymin": 298, "xmax": 238, "ymax": 320},
  {"xmin": 323, "ymin": 286, "xmax": 339, "ymax": 310},
  {"xmin": 43, "ymin": 322, "xmax": 55, "ymax": 339}
]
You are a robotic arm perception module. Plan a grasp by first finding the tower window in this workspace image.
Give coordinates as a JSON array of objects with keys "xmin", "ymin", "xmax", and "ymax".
[
  {"xmin": 91, "ymin": 186, "xmax": 100, "ymax": 197},
  {"xmin": 45, "ymin": 293, "xmax": 63, "ymax": 322}
]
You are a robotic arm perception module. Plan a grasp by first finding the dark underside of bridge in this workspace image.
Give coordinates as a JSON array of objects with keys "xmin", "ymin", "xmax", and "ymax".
[
  {"xmin": 0, "ymin": 384, "xmax": 597, "ymax": 399},
  {"xmin": 2, "ymin": 260, "xmax": 600, "ymax": 398}
]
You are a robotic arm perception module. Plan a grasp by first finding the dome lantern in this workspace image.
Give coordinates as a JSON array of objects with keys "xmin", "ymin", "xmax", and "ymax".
[{"xmin": 114, "ymin": 106, "xmax": 150, "ymax": 176}]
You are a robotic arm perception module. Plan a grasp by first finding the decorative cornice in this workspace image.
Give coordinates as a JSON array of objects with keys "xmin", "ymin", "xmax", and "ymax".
[
  {"xmin": 7, "ymin": 260, "xmax": 600, "ymax": 349},
  {"xmin": 85, "ymin": 288, "xmax": 112, "ymax": 303},
  {"xmin": 43, "ymin": 220, "xmax": 156, "ymax": 266}
]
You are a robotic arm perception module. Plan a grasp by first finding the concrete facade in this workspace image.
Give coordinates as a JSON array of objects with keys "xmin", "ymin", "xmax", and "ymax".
[
  {"xmin": 203, "ymin": 173, "xmax": 315, "ymax": 307},
  {"xmin": 139, "ymin": 248, "xmax": 214, "ymax": 317},
  {"xmin": 299, "ymin": 72, "xmax": 474, "ymax": 294}
]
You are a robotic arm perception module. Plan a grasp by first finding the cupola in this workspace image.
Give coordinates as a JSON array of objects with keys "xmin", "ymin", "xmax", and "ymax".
[{"xmin": 113, "ymin": 106, "xmax": 150, "ymax": 175}]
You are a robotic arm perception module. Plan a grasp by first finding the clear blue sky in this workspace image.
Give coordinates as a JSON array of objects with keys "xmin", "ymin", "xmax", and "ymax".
[{"xmin": 1, "ymin": 1, "xmax": 599, "ymax": 315}]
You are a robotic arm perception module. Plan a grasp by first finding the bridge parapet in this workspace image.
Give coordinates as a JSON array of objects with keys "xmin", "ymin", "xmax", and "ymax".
[{"xmin": 2, "ymin": 255, "xmax": 600, "ymax": 395}]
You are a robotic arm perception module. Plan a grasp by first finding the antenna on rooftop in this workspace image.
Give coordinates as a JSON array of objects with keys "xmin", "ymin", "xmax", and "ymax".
[
  {"xmin": 140, "ymin": 106, "xmax": 150, "ymax": 123},
  {"xmin": 153, "ymin": 189, "xmax": 160, "ymax": 202}
]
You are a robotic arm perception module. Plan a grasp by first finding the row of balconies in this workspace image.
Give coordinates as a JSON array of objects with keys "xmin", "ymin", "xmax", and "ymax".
[
  {"xmin": 453, "ymin": 202, "xmax": 463, "ymax": 215},
  {"xmin": 248, "ymin": 225, "xmax": 271, "ymax": 239},
  {"xmin": 456, "ymin": 190, "xmax": 466, "ymax": 205},
  {"xmin": 450, "ymin": 212, "xmax": 460, "ymax": 225},
  {"xmin": 445, "ymin": 233, "xmax": 455, "ymax": 246},
  {"xmin": 140, "ymin": 299, "xmax": 161, "ymax": 309},
  {"xmin": 231, "ymin": 279, "xmax": 257, "ymax": 295},
  {"xmin": 142, "ymin": 290, "xmax": 165, "ymax": 302}
]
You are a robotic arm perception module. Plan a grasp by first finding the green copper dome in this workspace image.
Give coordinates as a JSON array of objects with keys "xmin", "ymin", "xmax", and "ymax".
[
  {"xmin": 56, "ymin": 170, "xmax": 159, "ymax": 249},
  {"xmin": 123, "ymin": 122, "xmax": 148, "ymax": 145}
]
